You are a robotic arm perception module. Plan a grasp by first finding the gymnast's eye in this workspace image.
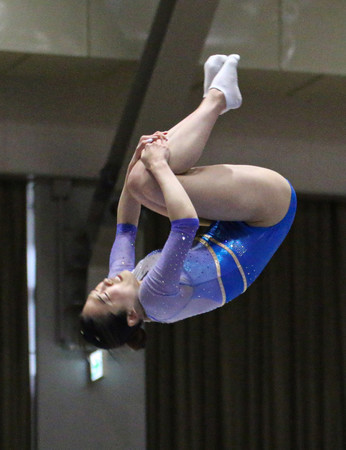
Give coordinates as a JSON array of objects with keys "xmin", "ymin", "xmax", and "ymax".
[
  {"xmin": 95, "ymin": 294, "xmax": 105, "ymax": 304},
  {"xmin": 96, "ymin": 293, "xmax": 111, "ymax": 306}
]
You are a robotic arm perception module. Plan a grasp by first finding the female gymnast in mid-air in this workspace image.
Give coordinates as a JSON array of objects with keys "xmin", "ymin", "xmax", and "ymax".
[{"xmin": 80, "ymin": 54, "xmax": 297, "ymax": 350}]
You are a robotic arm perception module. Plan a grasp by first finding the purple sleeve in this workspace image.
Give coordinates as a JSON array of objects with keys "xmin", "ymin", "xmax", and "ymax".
[
  {"xmin": 108, "ymin": 223, "xmax": 137, "ymax": 278},
  {"xmin": 139, "ymin": 218, "xmax": 199, "ymax": 298}
]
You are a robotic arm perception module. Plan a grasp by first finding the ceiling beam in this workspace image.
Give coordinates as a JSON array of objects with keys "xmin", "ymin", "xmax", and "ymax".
[{"xmin": 86, "ymin": 0, "xmax": 221, "ymax": 246}]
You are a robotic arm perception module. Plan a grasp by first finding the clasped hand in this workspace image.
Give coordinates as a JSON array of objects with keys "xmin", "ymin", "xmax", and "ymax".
[
  {"xmin": 141, "ymin": 139, "xmax": 170, "ymax": 171},
  {"xmin": 126, "ymin": 131, "xmax": 169, "ymax": 176}
]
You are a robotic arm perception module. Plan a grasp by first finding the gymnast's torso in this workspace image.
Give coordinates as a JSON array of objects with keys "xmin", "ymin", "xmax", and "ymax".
[
  {"xmin": 134, "ymin": 231, "xmax": 228, "ymax": 323},
  {"xmin": 108, "ymin": 183, "xmax": 296, "ymax": 324}
]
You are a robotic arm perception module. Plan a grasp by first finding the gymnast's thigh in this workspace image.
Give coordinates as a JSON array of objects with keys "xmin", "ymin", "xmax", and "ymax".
[
  {"xmin": 128, "ymin": 162, "xmax": 292, "ymax": 226},
  {"xmin": 178, "ymin": 164, "xmax": 292, "ymax": 226}
]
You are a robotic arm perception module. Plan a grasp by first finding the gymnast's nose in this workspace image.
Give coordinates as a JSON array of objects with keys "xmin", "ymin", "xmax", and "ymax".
[{"xmin": 103, "ymin": 278, "xmax": 114, "ymax": 286}]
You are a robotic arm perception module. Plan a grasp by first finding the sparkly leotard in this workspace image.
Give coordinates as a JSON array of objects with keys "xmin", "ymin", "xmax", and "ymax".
[{"xmin": 108, "ymin": 183, "xmax": 297, "ymax": 323}]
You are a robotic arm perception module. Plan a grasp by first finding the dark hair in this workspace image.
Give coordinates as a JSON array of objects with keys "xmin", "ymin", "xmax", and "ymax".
[{"xmin": 80, "ymin": 312, "xmax": 146, "ymax": 350}]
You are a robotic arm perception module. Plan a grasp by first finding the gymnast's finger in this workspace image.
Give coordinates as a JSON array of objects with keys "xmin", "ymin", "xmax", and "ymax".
[
  {"xmin": 154, "ymin": 131, "xmax": 168, "ymax": 141},
  {"xmin": 136, "ymin": 135, "xmax": 154, "ymax": 148}
]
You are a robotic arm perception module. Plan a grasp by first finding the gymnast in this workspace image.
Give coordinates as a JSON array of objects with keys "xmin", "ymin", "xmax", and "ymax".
[{"xmin": 80, "ymin": 54, "xmax": 297, "ymax": 350}]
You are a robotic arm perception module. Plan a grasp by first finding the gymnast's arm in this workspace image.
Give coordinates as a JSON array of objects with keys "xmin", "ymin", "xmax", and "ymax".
[
  {"xmin": 139, "ymin": 140, "xmax": 199, "ymax": 302},
  {"xmin": 140, "ymin": 139, "xmax": 198, "ymax": 221},
  {"xmin": 116, "ymin": 132, "xmax": 168, "ymax": 225},
  {"xmin": 108, "ymin": 133, "xmax": 168, "ymax": 277},
  {"xmin": 107, "ymin": 154, "xmax": 142, "ymax": 277}
]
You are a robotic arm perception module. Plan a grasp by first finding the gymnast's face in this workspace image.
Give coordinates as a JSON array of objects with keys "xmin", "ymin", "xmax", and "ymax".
[{"xmin": 82, "ymin": 271, "xmax": 140, "ymax": 318}]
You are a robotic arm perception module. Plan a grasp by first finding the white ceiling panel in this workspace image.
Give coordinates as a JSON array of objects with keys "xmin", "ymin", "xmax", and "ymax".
[
  {"xmin": 89, "ymin": 0, "xmax": 158, "ymax": 59},
  {"xmin": 202, "ymin": 0, "xmax": 280, "ymax": 70},
  {"xmin": 281, "ymin": 0, "xmax": 346, "ymax": 75},
  {"xmin": 0, "ymin": 0, "xmax": 87, "ymax": 56},
  {"xmin": 89, "ymin": 0, "xmax": 280, "ymax": 69},
  {"xmin": 0, "ymin": 0, "xmax": 345, "ymax": 79}
]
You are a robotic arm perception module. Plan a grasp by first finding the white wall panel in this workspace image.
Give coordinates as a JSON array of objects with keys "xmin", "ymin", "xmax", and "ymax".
[
  {"xmin": 0, "ymin": 0, "xmax": 88, "ymax": 56},
  {"xmin": 281, "ymin": 0, "xmax": 346, "ymax": 75},
  {"xmin": 89, "ymin": 0, "xmax": 157, "ymax": 59},
  {"xmin": 202, "ymin": 0, "xmax": 279, "ymax": 70},
  {"xmin": 0, "ymin": 0, "xmax": 345, "ymax": 77}
]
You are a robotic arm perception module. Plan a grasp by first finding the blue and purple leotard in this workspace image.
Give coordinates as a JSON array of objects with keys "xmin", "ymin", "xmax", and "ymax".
[{"xmin": 108, "ymin": 183, "xmax": 297, "ymax": 323}]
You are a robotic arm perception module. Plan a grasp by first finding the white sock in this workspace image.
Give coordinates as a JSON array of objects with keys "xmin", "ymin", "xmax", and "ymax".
[
  {"xmin": 203, "ymin": 55, "xmax": 227, "ymax": 97},
  {"xmin": 209, "ymin": 54, "xmax": 242, "ymax": 113}
]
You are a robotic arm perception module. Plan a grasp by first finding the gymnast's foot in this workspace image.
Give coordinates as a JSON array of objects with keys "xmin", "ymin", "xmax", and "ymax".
[
  {"xmin": 209, "ymin": 54, "xmax": 242, "ymax": 113},
  {"xmin": 203, "ymin": 54, "xmax": 227, "ymax": 98}
]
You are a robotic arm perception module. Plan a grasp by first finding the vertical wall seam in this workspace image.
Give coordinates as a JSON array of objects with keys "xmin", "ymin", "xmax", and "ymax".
[
  {"xmin": 86, "ymin": 0, "xmax": 91, "ymax": 57},
  {"xmin": 278, "ymin": 0, "xmax": 283, "ymax": 70}
]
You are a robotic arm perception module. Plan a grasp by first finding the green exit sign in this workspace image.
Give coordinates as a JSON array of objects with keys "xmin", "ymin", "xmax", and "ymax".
[{"xmin": 89, "ymin": 350, "xmax": 104, "ymax": 382}]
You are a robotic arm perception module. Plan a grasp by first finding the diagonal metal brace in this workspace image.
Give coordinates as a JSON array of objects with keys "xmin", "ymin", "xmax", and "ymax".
[{"xmin": 85, "ymin": 0, "xmax": 179, "ymax": 248}]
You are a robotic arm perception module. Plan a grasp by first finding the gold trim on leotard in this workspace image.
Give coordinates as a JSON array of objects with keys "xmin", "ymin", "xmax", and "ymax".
[
  {"xmin": 195, "ymin": 236, "xmax": 227, "ymax": 305},
  {"xmin": 203, "ymin": 233, "xmax": 248, "ymax": 293}
]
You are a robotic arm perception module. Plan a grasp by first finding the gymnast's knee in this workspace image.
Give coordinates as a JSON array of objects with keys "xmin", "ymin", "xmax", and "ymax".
[{"xmin": 127, "ymin": 161, "xmax": 150, "ymax": 199}]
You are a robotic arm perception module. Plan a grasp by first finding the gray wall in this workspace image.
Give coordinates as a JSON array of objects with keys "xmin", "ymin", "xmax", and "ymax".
[{"xmin": 34, "ymin": 180, "xmax": 146, "ymax": 450}]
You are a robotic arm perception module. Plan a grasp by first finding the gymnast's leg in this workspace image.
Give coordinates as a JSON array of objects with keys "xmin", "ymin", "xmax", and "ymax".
[
  {"xmin": 165, "ymin": 89, "xmax": 225, "ymax": 174},
  {"xmin": 127, "ymin": 54, "xmax": 241, "ymax": 200},
  {"xmin": 127, "ymin": 56, "xmax": 291, "ymax": 227},
  {"xmin": 129, "ymin": 54, "xmax": 241, "ymax": 179},
  {"xmin": 162, "ymin": 54, "xmax": 242, "ymax": 174}
]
